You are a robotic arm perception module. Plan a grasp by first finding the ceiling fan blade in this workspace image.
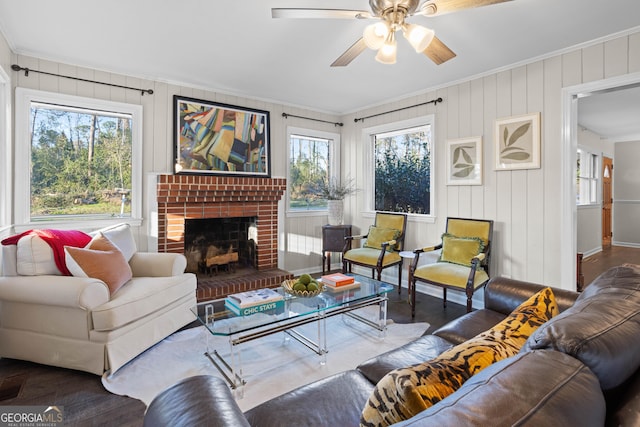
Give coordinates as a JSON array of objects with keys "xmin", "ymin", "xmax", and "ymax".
[
  {"xmin": 272, "ymin": 8, "xmax": 373, "ymax": 19},
  {"xmin": 331, "ymin": 38, "xmax": 368, "ymax": 67},
  {"xmin": 423, "ymin": 36, "xmax": 456, "ymax": 65},
  {"xmin": 419, "ymin": 0, "xmax": 513, "ymax": 16}
]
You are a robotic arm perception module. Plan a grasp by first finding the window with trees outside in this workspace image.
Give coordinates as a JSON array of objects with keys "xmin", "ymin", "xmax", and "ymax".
[
  {"xmin": 15, "ymin": 88, "xmax": 142, "ymax": 224},
  {"xmin": 576, "ymin": 148, "xmax": 599, "ymax": 205},
  {"xmin": 287, "ymin": 127, "xmax": 339, "ymax": 213},
  {"xmin": 368, "ymin": 117, "xmax": 433, "ymax": 216}
]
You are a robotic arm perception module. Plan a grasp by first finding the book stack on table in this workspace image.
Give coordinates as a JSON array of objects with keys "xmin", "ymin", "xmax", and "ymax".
[
  {"xmin": 320, "ymin": 273, "xmax": 361, "ymax": 291},
  {"xmin": 224, "ymin": 288, "xmax": 285, "ymax": 316}
]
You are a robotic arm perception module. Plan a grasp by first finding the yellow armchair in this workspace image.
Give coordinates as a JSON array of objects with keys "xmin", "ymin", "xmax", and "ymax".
[
  {"xmin": 409, "ymin": 217, "xmax": 493, "ymax": 316},
  {"xmin": 342, "ymin": 212, "xmax": 407, "ymax": 290}
]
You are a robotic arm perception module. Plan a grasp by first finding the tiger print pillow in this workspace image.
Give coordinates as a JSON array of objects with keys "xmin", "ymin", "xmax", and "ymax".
[{"xmin": 360, "ymin": 287, "xmax": 558, "ymax": 427}]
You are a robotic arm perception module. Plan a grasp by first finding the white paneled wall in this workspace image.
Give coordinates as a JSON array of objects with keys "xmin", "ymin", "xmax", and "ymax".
[
  {"xmin": 2, "ymin": 29, "xmax": 640, "ymax": 294},
  {"xmin": 342, "ymin": 30, "xmax": 640, "ymax": 296}
]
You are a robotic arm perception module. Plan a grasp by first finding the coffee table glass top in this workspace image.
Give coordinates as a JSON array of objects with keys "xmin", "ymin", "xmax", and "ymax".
[{"xmin": 192, "ymin": 274, "xmax": 393, "ymax": 337}]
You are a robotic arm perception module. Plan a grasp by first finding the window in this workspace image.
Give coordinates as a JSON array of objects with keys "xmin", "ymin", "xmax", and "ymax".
[
  {"xmin": 576, "ymin": 148, "xmax": 599, "ymax": 205},
  {"xmin": 0, "ymin": 66, "xmax": 10, "ymax": 230},
  {"xmin": 287, "ymin": 127, "xmax": 339, "ymax": 213},
  {"xmin": 15, "ymin": 88, "xmax": 142, "ymax": 224},
  {"xmin": 364, "ymin": 116, "xmax": 434, "ymax": 216}
]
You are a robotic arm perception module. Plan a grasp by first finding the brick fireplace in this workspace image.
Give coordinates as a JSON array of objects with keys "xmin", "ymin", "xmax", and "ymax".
[{"xmin": 156, "ymin": 174, "xmax": 292, "ymax": 301}]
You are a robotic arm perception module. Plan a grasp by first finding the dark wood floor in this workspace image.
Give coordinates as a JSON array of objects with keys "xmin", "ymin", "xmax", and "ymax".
[
  {"xmin": 3, "ymin": 246, "xmax": 635, "ymax": 426},
  {"xmin": 581, "ymin": 246, "xmax": 640, "ymax": 286}
]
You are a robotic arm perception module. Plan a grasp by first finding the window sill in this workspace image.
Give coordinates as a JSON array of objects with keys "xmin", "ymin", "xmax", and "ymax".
[{"xmin": 12, "ymin": 217, "xmax": 143, "ymax": 234}]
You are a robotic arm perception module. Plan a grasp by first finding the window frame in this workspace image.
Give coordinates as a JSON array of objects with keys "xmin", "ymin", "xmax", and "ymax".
[
  {"xmin": 286, "ymin": 126, "xmax": 340, "ymax": 217},
  {"xmin": 361, "ymin": 115, "xmax": 435, "ymax": 223},
  {"xmin": 0, "ymin": 66, "xmax": 11, "ymax": 232},
  {"xmin": 14, "ymin": 88, "xmax": 143, "ymax": 228},
  {"xmin": 576, "ymin": 146, "xmax": 600, "ymax": 207}
]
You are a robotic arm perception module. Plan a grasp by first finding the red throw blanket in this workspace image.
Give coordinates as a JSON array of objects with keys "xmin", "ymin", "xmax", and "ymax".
[{"xmin": 1, "ymin": 229, "xmax": 92, "ymax": 275}]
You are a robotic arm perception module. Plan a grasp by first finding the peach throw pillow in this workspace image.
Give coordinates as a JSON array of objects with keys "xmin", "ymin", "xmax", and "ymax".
[{"xmin": 65, "ymin": 234, "xmax": 132, "ymax": 296}]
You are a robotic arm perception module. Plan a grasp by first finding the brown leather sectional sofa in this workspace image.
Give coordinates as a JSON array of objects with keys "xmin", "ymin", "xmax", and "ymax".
[{"xmin": 143, "ymin": 265, "xmax": 640, "ymax": 426}]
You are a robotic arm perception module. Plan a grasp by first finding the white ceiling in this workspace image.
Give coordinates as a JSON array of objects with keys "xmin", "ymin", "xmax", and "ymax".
[
  {"xmin": 578, "ymin": 85, "xmax": 640, "ymax": 142},
  {"xmin": 0, "ymin": 0, "xmax": 639, "ymax": 138}
]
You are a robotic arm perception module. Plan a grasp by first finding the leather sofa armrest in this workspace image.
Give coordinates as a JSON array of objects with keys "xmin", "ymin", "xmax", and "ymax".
[
  {"xmin": 143, "ymin": 375, "xmax": 250, "ymax": 427},
  {"xmin": 129, "ymin": 252, "xmax": 187, "ymax": 277},
  {"xmin": 484, "ymin": 277, "xmax": 579, "ymax": 314},
  {"xmin": 0, "ymin": 276, "xmax": 109, "ymax": 309}
]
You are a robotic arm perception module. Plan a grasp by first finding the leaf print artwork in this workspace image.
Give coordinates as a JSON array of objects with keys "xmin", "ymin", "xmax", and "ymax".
[
  {"xmin": 447, "ymin": 137, "xmax": 482, "ymax": 185},
  {"xmin": 494, "ymin": 113, "xmax": 540, "ymax": 171},
  {"xmin": 452, "ymin": 145, "xmax": 475, "ymax": 178},
  {"xmin": 500, "ymin": 122, "xmax": 531, "ymax": 163}
]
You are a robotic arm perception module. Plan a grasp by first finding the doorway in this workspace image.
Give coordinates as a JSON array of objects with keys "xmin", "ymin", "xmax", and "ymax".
[{"xmin": 561, "ymin": 72, "xmax": 640, "ymax": 288}]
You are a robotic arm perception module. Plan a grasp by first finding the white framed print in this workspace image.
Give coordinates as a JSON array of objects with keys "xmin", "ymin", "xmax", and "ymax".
[
  {"xmin": 446, "ymin": 136, "xmax": 483, "ymax": 186},
  {"xmin": 494, "ymin": 112, "xmax": 541, "ymax": 170}
]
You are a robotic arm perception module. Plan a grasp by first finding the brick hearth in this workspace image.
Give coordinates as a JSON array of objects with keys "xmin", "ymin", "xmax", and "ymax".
[{"xmin": 156, "ymin": 174, "xmax": 293, "ymax": 301}]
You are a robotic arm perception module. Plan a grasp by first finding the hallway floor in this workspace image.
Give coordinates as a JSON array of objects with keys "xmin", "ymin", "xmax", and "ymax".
[{"xmin": 581, "ymin": 246, "xmax": 640, "ymax": 286}]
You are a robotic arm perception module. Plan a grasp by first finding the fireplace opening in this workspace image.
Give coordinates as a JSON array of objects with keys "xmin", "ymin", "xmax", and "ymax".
[{"xmin": 184, "ymin": 217, "xmax": 257, "ymax": 277}]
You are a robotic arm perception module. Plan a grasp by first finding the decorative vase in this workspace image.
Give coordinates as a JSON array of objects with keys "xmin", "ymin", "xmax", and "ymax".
[{"xmin": 327, "ymin": 200, "xmax": 344, "ymax": 225}]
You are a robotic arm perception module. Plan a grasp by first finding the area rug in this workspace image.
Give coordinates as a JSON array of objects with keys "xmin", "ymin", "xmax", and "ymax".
[{"xmin": 102, "ymin": 307, "xmax": 428, "ymax": 411}]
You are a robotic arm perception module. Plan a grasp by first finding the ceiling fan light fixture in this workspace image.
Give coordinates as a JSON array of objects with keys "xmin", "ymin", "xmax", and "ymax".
[
  {"xmin": 375, "ymin": 32, "xmax": 397, "ymax": 64},
  {"xmin": 363, "ymin": 22, "xmax": 390, "ymax": 50},
  {"xmin": 403, "ymin": 23, "xmax": 435, "ymax": 53}
]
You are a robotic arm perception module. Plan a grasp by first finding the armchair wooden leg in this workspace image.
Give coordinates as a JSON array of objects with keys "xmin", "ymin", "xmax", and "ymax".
[
  {"xmin": 398, "ymin": 264, "xmax": 402, "ymax": 294},
  {"xmin": 410, "ymin": 279, "xmax": 417, "ymax": 318},
  {"xmin": 466, "ymin": 288, "xmax": 474, "ymax": 313},
  {"xmin": 443, "ymin": 288, "xmax": 447, "ymax": 308}
]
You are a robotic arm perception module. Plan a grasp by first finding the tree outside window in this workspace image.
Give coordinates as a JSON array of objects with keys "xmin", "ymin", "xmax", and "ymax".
[
  {"xmin": 29, "ymin": 104, "xmax": 133, "ymax": 218},
  {"xmin": 374, "ymin": 124, "xmax": 432, "ymax": 215},
  {"xmin": 288, "ymin": 130, "xmax": 338, "ymax": 211},
  {"xmin": 15, "ymin": 88, "xmax": 143, "ymax": 225}
]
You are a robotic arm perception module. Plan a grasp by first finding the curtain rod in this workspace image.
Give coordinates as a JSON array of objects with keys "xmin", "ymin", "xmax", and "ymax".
[
  {"xmin": 11, "ymin": 64, "xmax": 154, "ymax": 96},
  {"xmin": 354, "ymin": 97, "xmax": 443, "ymax": 123},
  {"xmin": 282, "ymin": 112, "xmax": 343, "ymax": 127}
]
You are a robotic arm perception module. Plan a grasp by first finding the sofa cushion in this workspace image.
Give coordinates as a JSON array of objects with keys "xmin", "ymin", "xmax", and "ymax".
[
  {"xmin": 16, "ymin": 235, "xmax": 60, "ymax": 276},
  {"xmin": 523, "ymin": 271, "xmax": 640, "ymax": 390},
  {"xmin": 93, "ymin": 223, "xmax": 137, "ymax": 261},
  {"xmin": 361, "ymin": 287, "xmax": 558, "ymax": 426},
  {"xmin": 393, "ymin": 350, "xmax": 606, "ymax": 427},
  {"xmin": 91, "ymin": 274, "xmax": 195, "ymax": 331},
  {"xmin": 357, "ymin": 335, "xmax": 454, "ymax": 385},
  {"xmin": 6, "ymin": 229, "xmax": 92, "ymax": 276},
  {"xmin": 439, "ymin": 233, "xmax": 484, "ymax": 267},
  {"xmin": 65, "ymin": 234, "xmax": 133, "ymax": 296},
  {"xmin": 432, "ymin": 309, "xmax": 507, "ymax": 345}
]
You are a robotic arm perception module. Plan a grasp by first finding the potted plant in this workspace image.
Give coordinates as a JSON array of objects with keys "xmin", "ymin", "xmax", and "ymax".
[{"xmin": 310, "ymin": 177, "xmax": 358, "ymax": 225}]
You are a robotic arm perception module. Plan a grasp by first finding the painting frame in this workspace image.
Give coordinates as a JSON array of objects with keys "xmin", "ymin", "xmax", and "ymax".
[
  {"xmin": 173, "ymin": 95, "xmax": 271, "ymax": 177},
  {"xmin": 494, "ymin": 112, "xmax": 541, "ymax": 171},
  {"xmin": 446, "ymin": 136, "xmax": 483, "ymax": 186}
]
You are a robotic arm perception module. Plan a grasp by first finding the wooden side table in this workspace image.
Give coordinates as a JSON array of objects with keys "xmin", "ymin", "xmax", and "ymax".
[{"xmin": 322, "ymin": 224, "xmax": 352, "ymax": 274}]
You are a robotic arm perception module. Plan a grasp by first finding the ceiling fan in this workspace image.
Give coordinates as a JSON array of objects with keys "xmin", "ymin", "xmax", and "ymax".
[{"xmin": 272, "ymin": 0, "xmax": 513, "ymax": 67}]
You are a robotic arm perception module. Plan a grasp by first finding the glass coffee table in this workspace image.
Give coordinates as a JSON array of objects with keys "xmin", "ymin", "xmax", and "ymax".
[{"xmin": 191, "ymin": 273, "xmax": 393, "ymax": 396}]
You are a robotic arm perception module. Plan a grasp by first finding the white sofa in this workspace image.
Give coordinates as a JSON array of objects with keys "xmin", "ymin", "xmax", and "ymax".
[{"xmin": 0, "ymin": 223, "xmax": 196, "ymax": 375}]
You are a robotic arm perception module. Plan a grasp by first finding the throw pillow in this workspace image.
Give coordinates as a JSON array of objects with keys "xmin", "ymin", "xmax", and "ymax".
[
  {"xmin": 65, "ymin": 234, "xmax": 133, "ymax": 296},
  {"xmin": 439, "ymin": 233, "xmax": 484, "ymax": 267},
  {"xmin": 15, "ymin": 235, "xmax": 60, "ymax": 276},
  {"xmin": 92, "ymin": 223, "xmax": 137, "ymax": 261},
  {"xmin": 361, "ymin": 287, "xmax": 558, "ymax": 427},
  {"xmin": 363, "ymin": 226, "xmax": 400, "ymax": 252}
]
